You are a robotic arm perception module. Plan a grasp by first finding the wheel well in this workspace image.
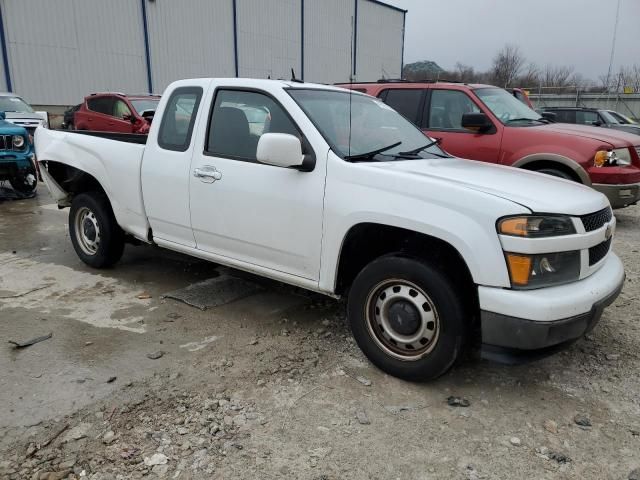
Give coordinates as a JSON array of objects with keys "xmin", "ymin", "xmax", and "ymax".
[
  {"xmin": 45, "ymin": 162, "xmax": 106, "ymax": 197},
  {"xmin": 521, "ymin": 160, "xmax": 582, "ymax": 182},
  {"xmin": 335, "ymin": 223, "xmax": 475, "ymax": 299}
]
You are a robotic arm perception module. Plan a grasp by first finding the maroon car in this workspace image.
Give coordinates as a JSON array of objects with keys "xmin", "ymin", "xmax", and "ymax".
[{"xmin": 74, "ymin": 93, "xmax": 160, "ymax": 134}]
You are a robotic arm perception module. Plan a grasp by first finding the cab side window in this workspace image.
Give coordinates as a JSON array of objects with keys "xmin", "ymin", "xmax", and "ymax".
[
  {"xmin": 553, "ymin": 110, "xmax": 576, "ymax": 123},
  {"xmin": 206, "ymin": 89, "xmax": 300, "ymax": 162},
  {"xmin": 428, "ymin": 90, "xmax": 480, "ymax": 131},
  {"xmin": 112, "ymin": 99, "xmax": 131, "ymax": 119},
  {"xmin": 576, "ymin": 111, "xmax": 599, "ymax": 125},
  {"xmin": 158, "ymin": 87, "xmax": 203, "ymax": 152}
]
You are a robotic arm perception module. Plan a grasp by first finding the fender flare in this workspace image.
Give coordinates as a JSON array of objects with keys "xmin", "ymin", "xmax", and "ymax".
[{"xmin": 511, "ymin": 153, "xmax": 591, "ymax": 186}]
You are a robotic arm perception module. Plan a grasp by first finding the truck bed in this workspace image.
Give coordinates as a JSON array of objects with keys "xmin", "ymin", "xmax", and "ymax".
[{"xmin": 56, "ymin": 129, "xmax": 148, "ymax": 145}]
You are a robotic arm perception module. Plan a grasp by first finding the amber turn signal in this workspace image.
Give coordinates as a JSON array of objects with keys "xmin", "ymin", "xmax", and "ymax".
[
  {"xmin": 505, "ymin": 254, "xmax": 532, "ymax": 286},
  {"xmin": 594, "ymin": 150, "xmax": 609, "ymax": 168}
]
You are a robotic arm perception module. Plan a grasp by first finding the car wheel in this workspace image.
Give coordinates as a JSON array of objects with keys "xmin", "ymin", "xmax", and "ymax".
[
  {"xmin": 9, "ymin": 169, "xmax": 38, "ymax": 195},
  {"xmin": 347, "ymin": 255, "xmax": 467, "ymax": 381},
  {"xmin": 69, "ymin": 192, "xmax": 125, "ymax": 268},
  {"xmin": 536, "ymin": 168, "xmax": 575, "ymax": 181}
]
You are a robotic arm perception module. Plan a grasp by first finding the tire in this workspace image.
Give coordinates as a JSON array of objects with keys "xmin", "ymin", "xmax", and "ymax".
[
  {"xmin": 535, "ymin": 168, "xmax": 575, "ymax": 181},
  {"xmin": 347, "ymin": 255, "xmax": 467, "ymax": 381},
  {"xmin": 9, "ymin": 169, "xmax": 38, "ymax": 195},
  {"xmin": 69, "ymin": 192, "xmax": 125, "ymax": 268}
]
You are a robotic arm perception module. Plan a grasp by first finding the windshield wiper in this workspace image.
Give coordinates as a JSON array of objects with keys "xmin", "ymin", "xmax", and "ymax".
[
  {"xmin": 398, "ymin": 138, "xmax": 441, "ymax": 156},
  {"xmin": 344, "ymin": 141, "xmax": 402, "ymax": 162},
  {"xmin": 506, "ymin": 117, "xmax": 545, "ymax": 124}
]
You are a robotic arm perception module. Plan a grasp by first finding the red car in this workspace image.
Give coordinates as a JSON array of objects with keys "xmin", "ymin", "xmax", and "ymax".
[
  {"xmin": 74, "ymin": 93, "xmax": 160, "ymax": 134},
  {"xmin": 338, "ymin": 81, "xmax": 640, "ymax": 208}
]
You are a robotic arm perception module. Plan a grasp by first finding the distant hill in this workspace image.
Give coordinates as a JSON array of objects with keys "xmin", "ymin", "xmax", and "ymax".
[{"xmin": 402, "ymin": 61, "xmax": 445, "ymax": 81}]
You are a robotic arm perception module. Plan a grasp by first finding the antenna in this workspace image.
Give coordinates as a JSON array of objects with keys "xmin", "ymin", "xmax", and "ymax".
[
  {"xmin": 348, "ymin": 15, "xmax": 354, "ymax": 158},
  {"xmin": 605, "ymin": 0, "xmax": 621, "ymax": 91},
  {"xmin": 290, "ymin": 68, "xmax": 304, "ymax": 83}
]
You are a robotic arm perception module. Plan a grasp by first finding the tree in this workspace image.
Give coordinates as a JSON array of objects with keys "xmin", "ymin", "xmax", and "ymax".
[
  {"xmin": 490, "ymin": 44, "xmax": 525, "ymax": 87},
  {"xmin": 542, "ymin": 65, "xmax": 575, "ymax": 93}
]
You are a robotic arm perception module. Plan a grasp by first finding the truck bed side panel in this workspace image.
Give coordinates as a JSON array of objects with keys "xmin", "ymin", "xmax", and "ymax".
[{"xmin": 35, "ymin": 127, "xmax": 149, "ymax": 240}]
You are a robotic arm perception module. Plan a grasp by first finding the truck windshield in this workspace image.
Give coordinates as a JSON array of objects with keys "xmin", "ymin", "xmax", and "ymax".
[
  {"xmin": 0, "ymin": 96, "xmax": 34, "ymax": 113},
  {"xmin": 288, "ymin": 89, "xmax": 448, "ymax": 161},
  {"xmin": 130, "ymin": 99, "xmax": 160, "ymax": 115},
  {"xmin": 475, "ymin": 88, "xmax": 542, "ymax": 125}
]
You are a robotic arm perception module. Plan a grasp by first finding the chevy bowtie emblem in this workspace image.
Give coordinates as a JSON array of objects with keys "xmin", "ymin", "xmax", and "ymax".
[{"xmin": 605, "ymin": 224, "xmax": 613, "ymax": 240}]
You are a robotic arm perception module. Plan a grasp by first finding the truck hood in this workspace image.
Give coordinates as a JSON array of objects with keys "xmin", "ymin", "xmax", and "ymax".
[
  {"xmin": 4, "ymin": 111, "xmax": 46, "ymax": 125},
  {"xmin": 535, "ymin": 123, "xmax": 640, "ymax": 147},
  {"xmin": 372, "ymin": 157, "xmax": 608, "ymax": 216},
  {"xmin": 0, "ymin": 118, "xmax": 28, "ymax": 135}
]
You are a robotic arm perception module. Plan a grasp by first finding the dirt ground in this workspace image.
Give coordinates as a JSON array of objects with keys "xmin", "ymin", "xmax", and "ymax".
[{"xmin": 0, "ymin": 186, "xmax": 639, "ymax": 480}]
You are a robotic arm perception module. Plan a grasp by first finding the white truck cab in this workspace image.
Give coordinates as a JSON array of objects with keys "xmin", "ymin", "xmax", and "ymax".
[{"xmin": 35, "ymin": 78, "xmax": 625, "ymax": 381}]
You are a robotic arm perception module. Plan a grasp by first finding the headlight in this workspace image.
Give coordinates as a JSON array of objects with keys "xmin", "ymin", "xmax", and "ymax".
[
  {"xmin": 505, "ymin": 251, "xmax": 581, "ymax": 289},
  {"xmin": 12, "ymin": 135, "xmax": 25, "ymax": 148},
  {"xmin": 498, "ymin": 215, "xmax": 576, "ymax": 237},
  {"xmin": 594, "ymin": 148, "xmax": 632, "ymax": 167}
]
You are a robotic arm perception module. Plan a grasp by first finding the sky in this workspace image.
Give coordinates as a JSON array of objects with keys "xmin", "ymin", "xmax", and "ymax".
[{"xmin": 384, "ymin": 0, "xmax": 640, "ymax": 81}]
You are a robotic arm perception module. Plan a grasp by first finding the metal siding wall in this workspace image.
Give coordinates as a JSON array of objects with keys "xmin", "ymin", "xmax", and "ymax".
[
  {"xmin": 2, "ymin": 0, "xmax": 147, "ymax": 105},
  {"xmin": 237, "ymin": 0, "xmax": 301, "ymax": 80},
  {"xmin": 355, "ymin": 0, "xmax": 403, "ymax": 81},
  {"xmin": 303, "ymin": 0, "xmax": 354, "ymax": 84},
  {"xmin": 145, "ymin": 0, "xmax": 235, "ymax": 92}
]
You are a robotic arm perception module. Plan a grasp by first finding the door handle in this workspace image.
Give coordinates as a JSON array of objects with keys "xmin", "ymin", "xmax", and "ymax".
[{"xmin": 193, "ymin": 166, "xmax": 222, "ymax": 183}]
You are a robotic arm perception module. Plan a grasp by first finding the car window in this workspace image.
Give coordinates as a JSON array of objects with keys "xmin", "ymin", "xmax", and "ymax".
[
  {"xmin": 599, "ymin": 111, "xmax": 620, "ymax": 124},
  {"xmin": 0, "ymin": 96, "xmax": 34, "ymax": 113},
  {"xmin": 206, "ymin": 89, "xmax": 300, "ymax": 161},
  {"xmin": 112, "ymin": 99, "xmax": 131, "ymax": 119},
  {"xmin": 428, "ymin": 90, "xmax": 480, "ymax": 130},
  {"xmin": 87, "ymin": 97, "xmax": 113, "ymax": 115},
  {"xmin": 130, "ymin": 99, "xmax": 160, "ymax": 115},
  {"xmin": 381, "ymin": 89, "xmax": 424, "ymax": 124},
  {"xmin": 552, "ymin": 110, "xmax": 576, "ymax": 123},
  {"xmin": 157, "ymin": 87, "xmax": 203, "ymax": 152},
  {"xmin": 576, "ymin": 111, "xmax": 599, "ymax": 125}
]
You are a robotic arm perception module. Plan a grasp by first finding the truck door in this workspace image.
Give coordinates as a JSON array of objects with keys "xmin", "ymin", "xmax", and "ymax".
[
  {"xmin": 141, "ymin": 84, "xmax": 208, "ymax": 247},
  {"xmin": 188, "ymin": 88, "xmax": 325, "ymax": 281},
  {"xmin": 423, "ymin": 89, "xmax": 503, "ymax": 163}
]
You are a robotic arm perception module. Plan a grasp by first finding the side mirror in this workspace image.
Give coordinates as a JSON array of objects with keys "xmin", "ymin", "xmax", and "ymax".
[
  {"xmin": 540, "ymin": 111, "xmax": 557, "ymax": 122},
  {"xmin": 0, "ymin": 111, "xmax": 5, "ymax": 121},
  {"xmin": 257, "ymin": 133, "xmax": 304, "ymax": 168},
  {"xmin": 592, "ymin": 121, "xmax": 602, "ymax": 127},
  {"xmin": 123, "ymin": 113, "xmax": 135, "ymax": 124},
  {"xmin": 461, "ymin": 112, "xmax": 492, "ymax": 132},
  {"xmin": 140, "ymin": 109, "xmax": 155, "ymax": 124}
]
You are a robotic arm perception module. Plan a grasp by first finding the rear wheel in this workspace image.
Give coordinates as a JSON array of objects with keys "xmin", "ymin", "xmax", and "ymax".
[
  {"xmin": 69, "ymin": 192, "xmax": 125, "ymax": 268},
  {"xmin": 347, "ymin": 255, "xmax": 467, "ymax": 381}
]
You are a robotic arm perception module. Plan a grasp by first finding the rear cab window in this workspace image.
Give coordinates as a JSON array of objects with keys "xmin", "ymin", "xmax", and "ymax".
[{"xmin": 158, "ymin": 87, "xmax": 203, "ymax": 152}]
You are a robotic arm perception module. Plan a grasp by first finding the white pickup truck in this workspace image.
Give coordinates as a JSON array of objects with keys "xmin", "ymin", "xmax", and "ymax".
[{"xmin": 36, "ymin": 78, "xmax": 625, "ymax": 381}]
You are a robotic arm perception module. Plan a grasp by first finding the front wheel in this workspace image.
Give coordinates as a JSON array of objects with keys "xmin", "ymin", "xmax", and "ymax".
[
  {"xmin": 69, "ymin": 192, "xmax": 125, "ymax": 268},
  {"xmin": 535, "ymin": 168, "xmax": 575, "ymax": 181},
  {"xmin": 347, "ymin": 255, "xmax": 467, "ymax": 381}
]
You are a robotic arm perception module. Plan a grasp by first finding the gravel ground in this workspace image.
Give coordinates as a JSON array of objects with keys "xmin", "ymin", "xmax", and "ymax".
[{"xmin": 0, "ymin": 190, "xmax": 639, "ymax": 480}]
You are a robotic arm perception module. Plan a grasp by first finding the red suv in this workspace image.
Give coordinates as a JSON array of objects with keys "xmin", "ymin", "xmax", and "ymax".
[
  {"xmin": 74, "ymin": 93, "xmax": 160, "ymax": 134},
  {"xmin": 338, "ymin": 81, "xmax": 640, "ymax": 208}
]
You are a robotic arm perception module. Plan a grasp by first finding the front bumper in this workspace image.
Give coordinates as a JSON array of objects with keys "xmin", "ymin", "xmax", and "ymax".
[
  {"xmin": 592, "ymin": 182, "xmax": 640, "ymax": 209},
  {"xmin": 479, "ymin": 253, "xmax": 625, "ymax": 362}
]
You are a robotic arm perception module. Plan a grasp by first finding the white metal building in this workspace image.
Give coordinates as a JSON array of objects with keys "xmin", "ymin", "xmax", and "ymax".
[{"xmin": 0, "ymin": 0, "xmax": 406, "ymax": 107}]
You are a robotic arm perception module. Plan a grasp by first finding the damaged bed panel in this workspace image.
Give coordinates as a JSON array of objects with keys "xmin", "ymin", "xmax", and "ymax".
[{"xmin": 34, "ymin": 128, "xmax": 151, "ymax": 241}]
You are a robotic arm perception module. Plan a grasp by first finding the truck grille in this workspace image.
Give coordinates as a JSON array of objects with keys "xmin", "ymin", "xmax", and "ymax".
[
  {"xmin": 580, "ymin": 207, "xmax": 613, "ymax": 232},
  {"xmin": 589, "ymin": 237, "xmax": 611, "ymax": 265},
  {"xmin": 0, "ymin": 134, "xmax": 17, "ymax": 150}
]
